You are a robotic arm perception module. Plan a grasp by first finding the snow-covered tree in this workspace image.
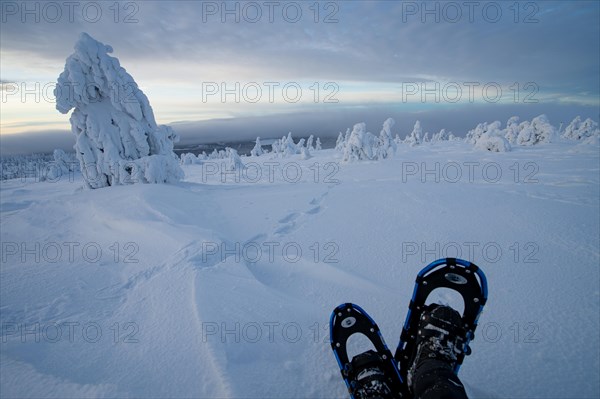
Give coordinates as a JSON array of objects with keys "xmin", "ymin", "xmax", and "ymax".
[
  {"xmin": 516, "ymin": 114, "xmax": 556, "ymax": 145},
  {"xmin": 343, "ymin": 123, "xmax": 376, "ymax": 161},
  {"xmin": 208, "ymin": 149, "xmax": 220, "ymax": 159},
  {"xmin": 271, "ymin": 140, "xmax": 281, "ymax": 155},
  {"xmin": 504, "ymin": 116, "xmax": 521, "ymax": 144},
  {"xmin": 563, "ymin": 116, "xmax": 582, "ymax": 139},
  {"xmin": 468, "ymin": 120, "xmax": 511, "ymax": 152},
  {"xmin": 251, "ymin": 137, "xmax": 264, "ymax": 157},
  {"xmin": 306, "ymin": 135, "xmax": 314, "ymax": 151},
  {"xmin": 180, "ymin": 153, "xmax": 198, "ymax": 165},
  {"xmin": 55, "ymin": 33, "xmax": 183, "ymax": 188},
  {"xmin": 44, "ymin": 149, "xmax": 75, "ymax": 181},
  {"xmin": 466, "ymin": 122, "xmax": 489, "ymax": 145},
  {"xmin": 562, "ymin": 116, "xmax": 600, "ymax": 140},
  {"xmin": 377, "ymin": 117, "xmax": 397, "ymax": 159},
  {"xmin": 422, "ymin": 132, "xmax": 430, "ymax": 143},
  {"xmin": 431, "ymin": 129, "xmax": 449, "ymax": 143},
  {"xmin": 282, "ymin": 132, "xmax": 298, "ymax": 157},
  {"xmin": 475, "ymin": 134, "xmax": 511, "ymax": 152},
  {"xmin": 225, "ymin": 148, "xmax": 245, "ymax": 171},
  {"xmin": 53, "ymin": 149, "xmax": 72, "ymax": 174},
  {"xmin": 404, "ymin": 121, "xmax": 422, "ymax": 146},
  {"xmin": 578, "ymin": 118, "xmax": 600, "ymax": 138},
  {"xmin": 473, "ymin": 122, "xmax": 511, "ymax": 152},
  {"xmin": 296, "ymin": 138, "xmax": 306, "ymax": 153},
  {"xmin": 315, "ymin": 137, "xmax": 322, "ymax": 151},
  {"xmin": 301, "ymin": 146, "xmax": 312, "ymax": 160},
  {"xmin": 335, "ymin": 131, "xmax": 347, "ymax": 152}
]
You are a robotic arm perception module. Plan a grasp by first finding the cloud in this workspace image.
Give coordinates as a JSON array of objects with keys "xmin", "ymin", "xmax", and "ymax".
[
  {"xmin": 0, "ymin": 0, "xmax": 598, "ymax": 149},
  {"xmin": 2, "ymin": 1, "xmax": 598, "ymax": 86}
]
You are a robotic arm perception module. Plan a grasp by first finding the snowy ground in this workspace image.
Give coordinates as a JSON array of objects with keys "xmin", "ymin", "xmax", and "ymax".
[{"xmin": 1, "ymin": 140, "xmax": 599, "ymax": 398}]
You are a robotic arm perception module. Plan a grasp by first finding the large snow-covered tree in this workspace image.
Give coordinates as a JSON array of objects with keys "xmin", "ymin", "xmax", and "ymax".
[{"xmin": 55, "ymin": 33, "xmax": 183, "ymax": 189}]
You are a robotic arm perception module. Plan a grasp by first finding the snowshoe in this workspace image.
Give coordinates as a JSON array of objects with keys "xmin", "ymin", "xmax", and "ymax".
[
  {"xmin": 394, "ymin": 258, "xmax": 488, "ymax": 382},
  {"xmin": 330, "ymin": 303, "xmax": 404, "ymax": 398}
]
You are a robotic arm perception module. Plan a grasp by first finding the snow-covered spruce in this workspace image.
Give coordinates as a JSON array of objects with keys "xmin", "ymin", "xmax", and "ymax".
[
  {"xmin": 45, "ymin": 149, "xmax": 77, "ymax": 180},
  {"xmin": 404, "ymin": 121, "xmax": 423, "ymax": 146},
  {"xmin": 504, "ymin": 116, "xmax": 521, "ymax": 144},
  {"xmin": 251, "ymin": 137, "xmax": 264, "ymax": 157},
  {"xmin": 225, "ymin": 148, "xmax": 245, "ymax": 171},
  {"xmin": 315, "ymin": 137, "xmax": 322, "ymax": 151},
  {"xmin": 306, "ymin": 135, "xmax": 314, "ymax": 152},
  {"xmin": 471, "ymin": 121, "xmax": 511, "ymax": 152},
  {"xmin": 515, "ymin": 114, "xmax": 557, "ymax": 146},
  {"xmin": 474, "ymin": 133, "xmax": 512, "ymax": 152},
  {"xmin": 301, "ymin": 146, "xmax": 312, "ymax": 160},
  {"xmin": 271, "ymin": 140, "xmax": 281, "ymax": 156},
  {"xmin": 55, "ymin": 33, "xmax": 183, "ymax": 189},
  {"xmin": 181, "ymin": 153, "xmax": 198, "ymax": 165},
  {"xmin": 343, "ymin": 122, "xmax": 377, "ymax": 161},
  {"xmin": 275, "ymin": 133, "xmax": 298, "ymax": 157},
  {"xmin": 469, "ymin": 114, "xmax": 560, "ymax": 152},
  {"xmin": 335, "ymin": 131, "xmax": 347, "ymax": 152},
  {"xmin": 562, "ymin": 116, "xmax": 600, "ymax": 140},
  {"xmin": 465, "ymin": 121, "xmax": 490, "ymax": 145},
  {"xmin": 377, "ymin": 118, "xmax": 397, "ymax": 159},
  {"xmin": 431, "ymin": 128, "xmax": 450, "ymax": 143}
]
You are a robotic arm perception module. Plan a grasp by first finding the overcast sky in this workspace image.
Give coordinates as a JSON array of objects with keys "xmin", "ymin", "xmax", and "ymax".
[{"xmin": 1, "ymin": 0, "xmax": 599, "ymax": 154}]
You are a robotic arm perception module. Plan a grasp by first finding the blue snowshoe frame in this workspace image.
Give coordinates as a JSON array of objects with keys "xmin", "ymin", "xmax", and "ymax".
[{"xmin": 394, "ymin": 258, "xmax": 488, "ymax": 378}]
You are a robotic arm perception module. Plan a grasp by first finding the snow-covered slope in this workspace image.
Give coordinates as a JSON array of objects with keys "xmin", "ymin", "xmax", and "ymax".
[{"xmin": 1, "ymin": 140, "xmax": 598, "ymax": 398}]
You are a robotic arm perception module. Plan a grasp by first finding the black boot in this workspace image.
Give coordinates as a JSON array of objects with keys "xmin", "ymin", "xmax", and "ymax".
[
  {"xmin": 408, "ymin": 305, "xmax": 469, "ymax": 399},
  {"xmin": 348, "ymin": 350, "xmax": 398, "ymax": 399}
]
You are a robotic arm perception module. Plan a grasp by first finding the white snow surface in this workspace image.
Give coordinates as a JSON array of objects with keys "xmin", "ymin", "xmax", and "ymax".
[{"xmin": 1, "ymin": 140, "xmax": 599, "ymax": 398}]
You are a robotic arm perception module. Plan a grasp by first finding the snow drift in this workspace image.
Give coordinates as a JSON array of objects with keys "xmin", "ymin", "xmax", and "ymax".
[{"xmin": 54, "ymin": 33, "xmax": 183, "ymax": 189}]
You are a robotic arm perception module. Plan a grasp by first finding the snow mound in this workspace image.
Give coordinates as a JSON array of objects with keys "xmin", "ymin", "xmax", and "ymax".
[{"xmin": 55, "ymin": 33, "xmax": 183, "ymax": 189}]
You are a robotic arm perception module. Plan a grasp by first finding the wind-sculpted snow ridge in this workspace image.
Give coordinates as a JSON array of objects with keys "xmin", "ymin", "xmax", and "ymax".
[{"xmin": 55, "ymin": 33, "xmax": 183, "ymax": 189}]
